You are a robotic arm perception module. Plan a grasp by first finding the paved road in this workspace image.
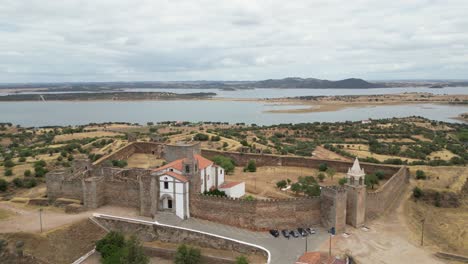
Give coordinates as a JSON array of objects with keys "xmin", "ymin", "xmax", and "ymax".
[{"xmin": 154, "ymin": 213, "xmax": 328, "ymax": 264}]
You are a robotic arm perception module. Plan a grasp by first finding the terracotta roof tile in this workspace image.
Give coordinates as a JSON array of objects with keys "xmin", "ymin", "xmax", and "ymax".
[
  {"xmin": 161, "ymin": 171, "xmax": 188, "ymax": 183},
  {"xmin": 194, "ymin": 154, "xmax": 213, "ymax": 170}
]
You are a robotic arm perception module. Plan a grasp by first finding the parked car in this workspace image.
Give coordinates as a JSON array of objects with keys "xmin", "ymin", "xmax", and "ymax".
[
  {"xmin": 290, "ymin": 230, "xmax": 300, "ymax": 238},
  {"xmin": 297, "ymin": 228, "xmax": 308, "ymax": 237},
  {"xmin": 282, "ymin": 230, "xmax": 290, "ymax": 239},
  {"xmin": 306, "ymin": 227, "xmax": 316, "ymax": 234},
  {"xmin": 269, "ymin": 229, "xmax": 280, "ymax": 238}
]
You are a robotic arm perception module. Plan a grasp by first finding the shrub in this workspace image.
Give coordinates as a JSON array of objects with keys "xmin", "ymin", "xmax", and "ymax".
[
  {"xmin": 326, "ymin": 168, "xmax": 336, "ymax": 179},
  {"xmin": 244, "ymin": 195, "xmax": 255, "ymax": 201},
  {"xmin": 235, "ymin": 256, "xmax": 249, "ymax": 264},
  {"xmin": 276, "ymin": 180, "xmax": 287, "ymax": 189},
  {"xmin": 4, "ymin": 169, "xmax": 13, "ymax": 176},
  {"xmin": 121, "ymin": 235, "xmax": 149, "ymax": 264},
  {"xmin": 375, "ymin": 170, "xmax": 385, "ymax": 180},
  {"xmin": 96, "ymin": 232, "xmax": 148, "ymax": 264},
  {"xmin": 4, "ymin": 160, "xmax": 15, "ymax": 168},
  {"xmin": 318, "ymin": 173, "xmax": 325, "ymax": 182},
  {"xmin": 203, "ymin": 189, "xmax": 227, "ymax": 197},
  {"xmin": 96, "ymin": 231, "xmax": 125, "ymax": 253},
  {"xmin": 210, "ymin": 135, "xmax": 221, "ymax": 141},
  {"xmin": 210, "ymin": 155, "xmax": 235, "ymax": 174},
  {"xmin": 23, "ymin": 178, "xmax": 37, "ymax": 188},
  {"xmin": 193, "ymin": 133, "xmax": 209, "ymax": 141},
  {"xmin": 413, "ymin": 187, "xmax": 423, "ymax": 199},
  {"xmin": 291, "ymin": 182, "xmax": 302, "ymax": 195},
  {"xmin": 0, "ymin": 179, "xmax": 7, "ymax": 192},
  {"xmin": 13, "ymin": 178, "xmax": 23, "ymax": 187},
  {"xmin": 244, "ymin": 160, "xmax": 256, "ymax": 172},
  {"xmin": 111, "ymin": 160, "xmax": 128, "ymax": 168},
  {"xmin": 174, "ymin": 244, "xmax": 201, "ymax": 264},
  {"xmin": 339, "ymin": 178, "xmax": 347, "ymax": 186},
  {"xmin": 34, "ymin": 167, "xmax": 48, "ymax": 177},
  {"xmin": 416, "ymin": 170, "xmax": 426, "ymax": 180},
  {"xmin": 318, "ymin": 163, "xmax": 328, "ymax": 172},
  {"xmin": 18, "ymin": 157, "xmax": 26, "ymax": 162},
  {"xmin": 24, "ymin": 169, "xmax": 31, "ymax": 177}
]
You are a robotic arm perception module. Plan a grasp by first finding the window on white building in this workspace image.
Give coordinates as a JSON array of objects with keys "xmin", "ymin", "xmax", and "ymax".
[{"xmin": 164, "ymin": 182, "xmax": 169, "ymax": 189}]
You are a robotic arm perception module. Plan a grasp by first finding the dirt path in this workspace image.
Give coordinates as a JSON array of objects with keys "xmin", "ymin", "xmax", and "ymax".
[
  {"xmin": 327, "ymin": 188, "xmax": 445, "ymax": 264},
  {"xmin": 0, "ymin": 202, "xmax": 139, "ymax": 234}
]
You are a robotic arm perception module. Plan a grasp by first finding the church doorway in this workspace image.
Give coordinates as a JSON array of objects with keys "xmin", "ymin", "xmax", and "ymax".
[{"xmin": 161, "ymin": 196, "xmax": 173, "ymax": 210}]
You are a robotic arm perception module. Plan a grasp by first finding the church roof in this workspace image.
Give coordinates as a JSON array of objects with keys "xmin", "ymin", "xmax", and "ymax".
[{"xmin": 162, "ymin": 171, "xmax": 188, "ymax": 183}]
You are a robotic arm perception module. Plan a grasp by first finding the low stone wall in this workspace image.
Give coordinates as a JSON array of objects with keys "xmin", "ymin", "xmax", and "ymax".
[
  {"xmin": 190, "ymin": 195, "xmax": 321, "ymax": 231},
  {"xmin": 366, "ymin": 166, "xmax": 409, "ymax": 219},
  {"xmin": 143, "ymin": 247, "xmax": 236, "ymax": 264},
  {"xmin": 201, "ymin": 150, "xmax": 400, "ymax": 177},
  {"xmin": 93, "ymin": 214, "xmax": 269, "ymax": 261}
]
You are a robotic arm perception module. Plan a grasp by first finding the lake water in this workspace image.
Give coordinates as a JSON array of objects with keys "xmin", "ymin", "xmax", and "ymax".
[
  {"xmin": 1, "ymin": 87, "xmax": 467, "ymax": 99},
  {"xmin": 0, "ymin": 101, "xmax": 466, "ymax": 127},
  {"xmin": 124, "ymin": 87, "xmax": 468, "ymax": 98}
]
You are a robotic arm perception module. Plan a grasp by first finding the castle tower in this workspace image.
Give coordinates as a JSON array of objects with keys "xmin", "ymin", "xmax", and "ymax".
[
  {"xmin": 347, "ymin": 157, "xmax": 365, "ymax": 186},
  {"xmin": 345, "ymin": 157, "xmax": 367, "ymax": 227}
]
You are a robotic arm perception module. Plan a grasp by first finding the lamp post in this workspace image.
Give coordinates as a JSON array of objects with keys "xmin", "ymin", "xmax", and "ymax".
[
  {"xmin": 39, "ymin": 208, "xmax": 43, "ymax": 233},
  {"xmin": 421, "ymin": 218, "xmax": 425, "ymax": 246},
  {"xmin": 304, "ymin": 235, "xmax": 308, "ymax": 253}
]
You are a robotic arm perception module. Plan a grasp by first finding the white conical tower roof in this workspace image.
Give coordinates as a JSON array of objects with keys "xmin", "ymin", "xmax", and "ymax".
[{"xmin": 347, "ymin": 157, "xmax": 365, "ymax": 177}]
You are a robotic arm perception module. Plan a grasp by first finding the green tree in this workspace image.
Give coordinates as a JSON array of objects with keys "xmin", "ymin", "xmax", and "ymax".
[
  {"xmin": 235, "ymin": 255, "xmax": 249, "ymax": 264},
  {"xmin": 121, "ymin": 235, "xmax": 149, "ymax": 264},
  {"xmin": 245, "ymin": 160, "xmax": 256, "ymax": 172},
  {"xmin": 291, "ymin": 182, "xmax": 302, "ymax": 195},
  {"xmin": 338, "ymin": 178, "xmax": 347, "ymax": 186},
  {"xmin": 193, "ymin": 133, "xmax": 209, "ymax": 141},
  {"xmin": 211, "ymin": 155, "xmax": 235, "ymax": 174},
  {"xmin": 413, "ymin": 187, "xmax": 423, "ymax": 199},
  {"xmin": 174, "ymin": 244, "xmax": 201, "ymax": 264},
  {"xmin": 317, "ymin": 173, "xmax": 325, "ymax": 182},
  {"xmin": 4, "ymin": 169, "xmax": 13, "ymax": 176},
  {"xmin": 12, "ymin": 178, "xmax": 23, "ymax": 187},
  {"xmin": 365, "ymin": 174, "xmax": 379, "ymax": 189},
  {"xmin": 0, "ymin": 179, "xmax": 7, "ymax": 192},
  {"xmin": 326, "ymin": 168, "xmax": 336, "ymax": 180},
  {"xmin": 276, "ymin": 180, "xmax": 287, "ymax": 189},
  {"xmin": 4, "ymin": 160, "xmax": 15, "ymax": 168},
  {"xmin": 416, "ymin": 170, "xmax": 426, "ymax": 180},
  {"xmin": 318, "ymin": 163, "xmax": 328, "ymax": 172},
  {"xmin": 375, "ymin": 170, "xmax": 385, "ymax": 180},
  {"xmin": 24, "ymin": 169, "xmax": 31, "ymax": 177}
]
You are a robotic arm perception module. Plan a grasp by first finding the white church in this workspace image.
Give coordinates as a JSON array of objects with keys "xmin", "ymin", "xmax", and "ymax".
[{"xmin": 152, "ymin": 152, "xmax": 245, "ymax": 219}]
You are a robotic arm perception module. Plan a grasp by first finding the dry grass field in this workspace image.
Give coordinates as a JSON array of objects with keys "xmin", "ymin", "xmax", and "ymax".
[
  {"xmin": 335, "ymin": 144, "xmax": 420, "ymax": 162},
  {"xmin": 227, "ymin": 166, "xmax": 346, "ymax": 199},
  {"xmin": 404, "ymin": 165, "xmax": 468, "ymax": 255},
  {"xmin": 313, "ymin": 146, "xmax": 351, "ymax": 161},
  {"xmin": 53, "ymin": 131, "xmax": 124, "ymax": 142},
  {"xmin": 126, "ymin": 153, "xmax": 165, "ymax": 169},
  {"xmin": 427, "ymin": 149, "xmax": 459, "ymax": 161},
  {"xmin": 0, "ymin": 219, "xmax": 106, "ymax": 264}
]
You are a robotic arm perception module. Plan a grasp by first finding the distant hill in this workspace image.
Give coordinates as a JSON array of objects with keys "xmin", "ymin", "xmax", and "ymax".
[
  {"xmin": 250, "ymin": 77, "xmax": 385, "ymax": 88},
  {"xmin": 0, "ymin": 77, "xmax": 386, "ymax": 90}
]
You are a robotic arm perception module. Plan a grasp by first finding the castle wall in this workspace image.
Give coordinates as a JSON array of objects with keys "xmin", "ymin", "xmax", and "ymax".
[
  {"xmin": 46, "ymin": 170, "xmax": 84, "ymax": 201},
  {"xmin": 201, "ymin": 150, "xmax": 400, "ymax": 177},
  {"xmin": 320, "ymin": 187, "xmax": 347, "ymax": 233},
  {"xmin": 190, "ymin": 195, "xmax": 321, "ymax": 231},
  {"xmin": 365, "ymin": 166, "xmax": 409, "ymax": 219},
  {"xmin": 93, "ymin": 142, "xmax": 163, "ymax": 166}
]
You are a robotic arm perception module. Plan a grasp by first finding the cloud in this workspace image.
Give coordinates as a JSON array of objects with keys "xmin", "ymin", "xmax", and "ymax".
[{"xmin": 1, "ymin": 0, "xmax": 468, "ymax": 82}]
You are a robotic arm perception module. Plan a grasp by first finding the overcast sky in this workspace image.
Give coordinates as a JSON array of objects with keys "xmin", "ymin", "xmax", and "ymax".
[{"xmin": 1, "ymin": 0, "xmax": 468, "ymax": 82}]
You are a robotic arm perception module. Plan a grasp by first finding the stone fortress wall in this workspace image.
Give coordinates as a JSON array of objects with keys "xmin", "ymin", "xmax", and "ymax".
[{"xmin": 46, "ymin": 142, "xmax": 409, "ymax": 232}]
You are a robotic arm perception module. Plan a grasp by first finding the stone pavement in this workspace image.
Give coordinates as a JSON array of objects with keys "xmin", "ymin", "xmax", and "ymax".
[{"xmin": 154, "ymin": 212, "xmax": 329, "ymax": 264}]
